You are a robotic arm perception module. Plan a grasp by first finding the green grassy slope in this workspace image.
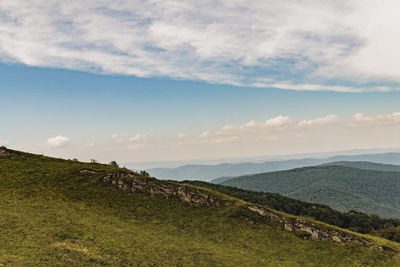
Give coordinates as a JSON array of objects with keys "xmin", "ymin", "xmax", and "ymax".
[
  {"xmin": 220, "ymin": 166, "xmax": 400, "ymax": 218},
  {"xmin": 1, "ymin": 149, "xmax": 400, "ymax": 266}
]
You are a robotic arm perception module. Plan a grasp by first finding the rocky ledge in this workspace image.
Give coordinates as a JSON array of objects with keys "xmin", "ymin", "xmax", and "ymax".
[
  {"xmin": 102, "ymin": 172, "xmax": 221, "ymax": 207},
  {"xmin": 247, "ymin": 205, "xmax": 368, "ymax": 245}
]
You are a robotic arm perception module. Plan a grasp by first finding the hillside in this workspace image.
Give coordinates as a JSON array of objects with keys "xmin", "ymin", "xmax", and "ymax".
[
  {"xmin": 1, "ymin": 147, "xmax": 400, "ymax": 266},
  {"xmin": 148, "ymin": 152, "xmax": 400, "ymax": 181},
  {"xmin": 323, "ymin": 161, "xmax": 400, "ymax": 172},
  {"xmin": 220, "ymin": 166, "xmax": 400, "ymax": 218},
  {"xmin": 183, "ymin": 180, "xmax": 400, "ymax": 242},
  {"xmin": 212, "ymin": 160, "xmax": 400, "ymax": 184}
]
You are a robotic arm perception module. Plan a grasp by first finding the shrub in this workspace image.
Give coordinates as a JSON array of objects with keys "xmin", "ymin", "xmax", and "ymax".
[
  {"xmin": 140, "ymin": 170, "xmax": 150, "ymax": 177},
  {"xmin": 109, "ymin": 161, "xmax": 119, "ymax": 167}
]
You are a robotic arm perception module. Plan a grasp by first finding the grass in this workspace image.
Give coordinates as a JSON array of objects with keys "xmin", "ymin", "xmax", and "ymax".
[{"xmin": 1, "ymin": 149, "xmax": 400, "ymax": 266}]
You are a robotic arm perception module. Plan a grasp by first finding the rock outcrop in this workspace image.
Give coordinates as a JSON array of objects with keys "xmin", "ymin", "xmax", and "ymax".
[
  {"xmin": 102, "ymin": 172, "xmax": 221, "ymax": 207},
  {"xmin": 247, "ymin": 205, "xmax": 368, "ymax": 245}
]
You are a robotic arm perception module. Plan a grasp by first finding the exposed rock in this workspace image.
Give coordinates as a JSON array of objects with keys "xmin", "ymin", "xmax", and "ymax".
[
  {"xmin": 102, "ymin": 172, "xmax": 221, "ymax": 207},
  {"xmin": 79, "ymin": 169, "xmax": 99, "ymax": 174},
  {"xmin": 284, "ymin": 224, "xmax": 293, "ymax": 231},
  {"xmin": 245, "ymin": 205, "xmax": 366, "ymax": 245},
  {"xmin": 332, "ymin": 236, "xmax": 342, "ymax": 243},
  {"xmin": 248, "ymin": 205, "xmax": 282, "ymax": 222}
]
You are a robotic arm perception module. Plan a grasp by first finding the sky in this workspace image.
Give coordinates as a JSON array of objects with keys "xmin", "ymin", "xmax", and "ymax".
[{"xmin": 1, "ymin": 1, "xmax": 400, "ymax": 164}]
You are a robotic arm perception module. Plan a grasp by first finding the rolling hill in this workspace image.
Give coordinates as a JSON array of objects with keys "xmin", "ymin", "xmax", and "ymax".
[
  {"xmin": 219, "ymin": 165, "xmax": 400, "ymax": 218},
  {"xmin": 1, "ymin": 147, "xmax": 400, "ymax": 266},
  {"xmin": 211, "ymin": 160, "xmax": 400, "ymax": 184},
  {"xmin": 147, "ymin": 152, "xmax": 400, "ymax": 181},
  {"xmin": 322, "ymin": 161, "xmax": 400, "ymax": 172}
]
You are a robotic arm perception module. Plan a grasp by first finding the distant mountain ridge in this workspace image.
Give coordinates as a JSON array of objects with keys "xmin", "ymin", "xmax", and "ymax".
[
  {"xmin": 147, "ymin": 152, "xmax": 400, "ymax": 181},
  {"xmin": 322, "ymin": 161, "xmax": 400, "ymax": 172},
  {"xmin": 219, "ymin": 165, "xmax": 400, "ymax": 218}
]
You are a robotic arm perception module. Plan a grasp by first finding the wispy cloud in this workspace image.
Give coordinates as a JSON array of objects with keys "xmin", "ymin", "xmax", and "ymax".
[{"xmin": 1, "ymin": 1, "xmax": 400, "ymax": 91}]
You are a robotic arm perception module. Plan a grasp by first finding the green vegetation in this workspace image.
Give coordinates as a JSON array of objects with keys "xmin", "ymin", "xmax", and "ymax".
[
  {"xmin": 323, "ymin": 161, "xmax": 400, "ymax": 172},
  {"xmin": 183, "ymin": 180, "xmax": 400, "ymax": 242},
  {"xmin": 220, "ymin": 165, "xmax": 400, "ymax": 218},
  {"xmin": 108, "ymin": 160, "xmax": 119, "ymax": 167},
  {"xmin": 1, "ymin": 149, "xmax": 400, "ymax": 266}
]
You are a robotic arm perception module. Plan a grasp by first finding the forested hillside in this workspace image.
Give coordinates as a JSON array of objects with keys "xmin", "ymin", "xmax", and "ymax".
[
  {"xmin": 323, "ymin": 161, "xmax": 400, "ymax": 172},
  {"xmin": 220, "ymin": 166, "xmax": 400, "ymax": 218}
]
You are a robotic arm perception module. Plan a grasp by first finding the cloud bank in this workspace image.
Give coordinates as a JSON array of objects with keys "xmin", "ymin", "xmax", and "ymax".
[{"xmin": 1, "ymin": 1, "xmax": 400, "ymax": 92}]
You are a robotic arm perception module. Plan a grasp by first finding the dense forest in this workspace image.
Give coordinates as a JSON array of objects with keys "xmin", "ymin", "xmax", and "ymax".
[
  {"xmin": 218, "ymin": 165, "xmax": 400, "ymax": 218},
  {"xmin": 322, "ymin": 161, "xmax": 400, "ymax": 173}
]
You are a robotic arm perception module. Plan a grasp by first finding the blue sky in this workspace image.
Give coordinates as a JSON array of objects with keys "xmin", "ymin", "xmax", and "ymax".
[
  {"xmin": 2, "ymin": 62, "xmax": 400, "ymax": 163},
  {"xmin": 1, "ymin": 1, "xmax": 400, "ymax": 163}
]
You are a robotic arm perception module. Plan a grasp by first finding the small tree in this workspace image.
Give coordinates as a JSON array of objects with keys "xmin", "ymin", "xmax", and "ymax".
[
  {"xmin": 90, "ymin": 159, "xmax": 98, "ymax": 163},
  {"xmin": 140, "ymin": 170, "xmax": 149, "ymax": 177},
  {"xmin": 109, "ymin": 161, "xmax": 119, "ymax": 167}
]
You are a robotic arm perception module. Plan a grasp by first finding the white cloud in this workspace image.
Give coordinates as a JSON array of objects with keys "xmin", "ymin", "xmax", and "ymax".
[
  {"xmin": 352, "ymin": 112, "xmax": 400, "ymax": 127},
  {"xmin": 218, "ymin": 115, "xmax": 292, "ymax": 135},
  {"xmin": 297, "ymin": 115, "xmax": 340, "ymax": 129},
  {"xmin": 264, "ymin": 116, "xmax": 292, "ymax": 129},
  {"xmin": 47, "ymin": 136, "xmax": 70, "ymax": 147},
  {"xmin": 129, "ymin": 134, "xmax": 147, "ymax": 142},
  {"xmin": 1, "ymin": 1, "xmax": 400, "ymax": 91},
  {"xmin": 0, "ymin": 140, "xmax": 8, "ymax": 146},
  {"xmin": 251, "ymin": 82, "xmax": 397, "ymax": 93}
]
